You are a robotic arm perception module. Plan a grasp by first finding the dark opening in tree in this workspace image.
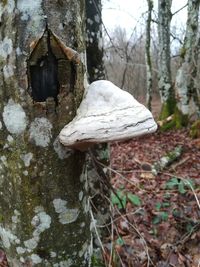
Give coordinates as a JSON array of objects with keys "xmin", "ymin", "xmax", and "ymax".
[{"xmin": 28, "ymin": 27, "xmax": 77, "ymax": 103}]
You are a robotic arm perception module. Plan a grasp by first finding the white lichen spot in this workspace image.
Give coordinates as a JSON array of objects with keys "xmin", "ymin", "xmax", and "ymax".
[
  {"xmin": 94, "ymin": 14, "xmax": 100, "ymax": 23},
  {"xmin": 90, "ymin": 219, "xmax": 97, "ymax": 231},
  {"xmin": 84, "ymin": 72, "xmax": 89, "ymax": 90},
  {"xmin": 24, "ymin": 238, "xmax": 38, "ymax": 250},
  {"xmin": 23, "ymin": 170, "xmax": 28, "ymax": 176},
  {"xmin": 20, "ymin": 152, "xmax": 33, "ymax": 167},
  {"xmin": 5, "ymin": 0, "xmax": 15, "ymax": 13},
  {"xmin": 20, "ymin": 257, "xmax": 25, "ymax": 263},
  {"xmin": 0, "ymin": 37, "xmax": 13, "ymax": 59},
  {"xmin": 53, "ymin": 199, "xmax": 79, "ymax": 224},
  {"xmin": 23, "ymin": 210, "xmax": 51, "ymax": 252},
  {"xmin": 53, "ymin": 137, "xmax": 73, "ymax": 160},
  {"xmin": 79, "ymin": 241, "xmax": 89, "ymax": 258},
  {"xmin": 80, "ymin": 51, "xmax": 87, "ymax": 66},
  {"xmin": 0, "ymin": 156, "xmax": 7, "ymax": 167},
  {"xmin": 0, "ymin": 226, "xmax": 18, "ymax": 248},
  {"xmin": 58, "ymin": 209, "xmax": 79, "ymax": 225},
  {"xmin": 0, "ymin": 121, "xmax": 2, "ymax": 130},
  {"xmin": 7, "ymin": 135, "xmax": 14, "ymax": 143},
  {"xmin": 3, "ymin": 99, "xmax": 27, "ymax": 135},
  {"xmin": 34, "ymin": 206, "xmax": 44, "ymax": 213},
  {"xmin": 30, "ymin": 254, "xmax": 42, "ymax": 264},
  {"xmin": 79, "ymin": 191, "xmax": 83, "ymax": 201},
  {"xmin": 53, "ymin": 259, "xmax": 73, "ymax": 267},
  {"xmin": 50, "ymin": 251, "xmax": 57, "ymax": 258},
  {"xmin": 29, "ymin": 117, "xmax": 52, "ymax": 147},
  {"xmin": 16, "ymin": 247, "xmax": 26, "ymax": 255},
  {"xmin": 17, "ymin": 0, "xmax": 42, "ymax": 21},
  {"xmin": 65, "ymin": 10, "xmax": 73, "ymax": 23},
  {"xmin": 80, "ymin": 222, "xmax": 85, "ymax": 228},
  {"xmin": 3, "ymin": 64, "xmax": 14, "ymax": 79},
  {"xmin": 32, "ymin": 211, "xmax": 51, "ymax": 235},
  {"xmin": 53, "ymin": 198, "xmax": 67, "ymax": 214},
  {"xmin": 87, "ymin": 18, "xmax": 93, "ymax": 25},
  {"xmin": 58, "ymin": 23, "xmax": 64, "ymax": 30},
  {"xmin": 16, "ymin": 47, "xmax": 22, "ymax": 56},
  {"xmin": 12, "ymin": 210, "xmax": 21, "ymax": 226}
]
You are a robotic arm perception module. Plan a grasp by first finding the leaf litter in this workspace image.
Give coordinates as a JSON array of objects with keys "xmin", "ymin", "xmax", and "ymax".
[{"xmin": 103, "ymin": 129, "xmax": 200, "ymax": 267}]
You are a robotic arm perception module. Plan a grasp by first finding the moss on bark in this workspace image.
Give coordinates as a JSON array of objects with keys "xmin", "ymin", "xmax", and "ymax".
[
  {"xmin": 160, "ymin": 99, "xmax": 189, "ymax": 131},
  {"xmin": 190, "ymin": 119, "xmax": 200, "ymax": 138}
]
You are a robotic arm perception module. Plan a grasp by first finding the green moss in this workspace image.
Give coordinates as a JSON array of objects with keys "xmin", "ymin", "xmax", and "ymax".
[
  {"xmin": 160, "ymin": 106, "xmax": 189, "ymax": 131},
  {"xmin": 190, "ymin": 120, "xmax": 200, "ymax": 138},
  {"xmin": 1, "ymin": 0, "xmax": 8, "ymax": 6},
  {"xmin": 174, "ymin": 108, "xmax": 188, "ymax": 128},
  {"xmin": 180, "ymin": 47, "xmax": 186, "ymax": 59},
  {"xmin": 159, "ymin": 97, "xmax": 176, "ymax": 121}
]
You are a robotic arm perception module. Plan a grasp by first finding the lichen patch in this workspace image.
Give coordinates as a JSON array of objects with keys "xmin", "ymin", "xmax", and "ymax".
[
  {"xmin": 58, "ymin": 209, "xmax": 80, "ymax": 225},
  {"xmin": 3, "ymin": 99, "xmax": 27, "ymax": 135},
  {"xmin": 0, "ymin": 226, "xmax": 19, "ymax": 248},
  {"xmin": 3, "ymin": 64, "xmax": 14, "ymax": 79},
  {"xmin": 22, "ymin": 210, "xmax": 51, "ymax": 253},
  {"xmin": 20, "ymin": 152, "xmax": 33, "ymax": 167},
  {"xmin": 53, "ymin": 198, "xmax": 80, "ymax": 224},
  {"xmin": 53, "ymin": 137, "xmax": 73, "ymax": 160},
  {"xmin": 30, "ymin": 254, "xmax": 42, "ymax": 264},
  {"xmin": 0, "ymin": 37, "xmax": 13, "ymax": 59},
  {"xmin": 53, "ymin": 198, "xmax": 67, "ymax": 214},
  {"xmin": 29, "ymin": 117, "xmax": 52, "ymax": 147},
  {"xmin": 17, "ymin": 0, "xmax": 42, "ymax": 21}
]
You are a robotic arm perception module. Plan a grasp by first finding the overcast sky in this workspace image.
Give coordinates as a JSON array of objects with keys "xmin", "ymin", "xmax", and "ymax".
[{"xmin": 102, "ymin": 0, "xmax": 188, "ymax": 37}]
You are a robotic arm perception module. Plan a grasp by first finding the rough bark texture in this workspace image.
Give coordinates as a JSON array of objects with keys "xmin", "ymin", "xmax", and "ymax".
[
  {"xmin": 0, "ymin": 1, "xmax": 91, "ymax": 266},
  {"xmin": 145, "ymin": 0, "xmax": 153, "ymax": 110},
  {"xmin": 85, "ymin": 0, "xmax": 109, "ymax": 241},
  {"xmin": 175, "ymin": 0, "xmax": 200, "ymax": 116},
  {"xmin": 86, "ymin": 0, "xmax": 105, "ymax": 82},
  {"xmin": 158, "ymin": 0, "xmax": 175, "ymax": 119}
]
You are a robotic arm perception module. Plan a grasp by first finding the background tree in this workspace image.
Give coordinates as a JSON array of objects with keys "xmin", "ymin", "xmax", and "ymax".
[
  {"xmin": 0, "ymin": 1, "xmax": 91, "ymax": 266},
  {"xmin": 86, "ymin": 0, "xmax": 105, "ymax": 82},
  {"xmin": 157, "ymin": 0, "xmax": 175, "ymax": 119},
  {"xmin": 145, "ymin": 0, "xmax": 154, "ymax": 110},
  {"xmin": 86, "ymin": 0, "xmax": 111, "ymax": 238},
  {"xmin": 175, "ymin": 0, "xmax": 200, "ymax": 118}
]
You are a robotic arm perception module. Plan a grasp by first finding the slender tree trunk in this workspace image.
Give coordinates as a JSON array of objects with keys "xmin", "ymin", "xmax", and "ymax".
[
  {"xmin": 86, "ymin": 0, "xmax": 105, "ymax": 82},
  {"xmin": 86, "ymin": 0, "xmax": 110, "ymax": 239},
  {"xmin": 0, "ymin": 1, "xmax": 92, "ymax": 266},
  {"xmin": 175, "ymin": 0, "xmax": 200, "ymax": 116},
  {"xmin": 157, "ymin": 0, "xmax": 175, "ymax": 119},
  {"xmin": 146, "ymin": 0, "xmax": 153, "ymax": 110}
]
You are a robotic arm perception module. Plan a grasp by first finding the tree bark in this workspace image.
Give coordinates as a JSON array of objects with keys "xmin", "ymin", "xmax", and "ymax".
[
  {"xmin": 157, "ymin": 0, "xmax": 175, "ymax": 119},
  {"xmin": 86, "ymin": 0, "xmax": 105, "ymax": 82},
  {"xmin": 175, "ymin": 0, "xmax": 200, "ymax": 116},
  {"xmin": 146, "ymin": 0, "xmax": 153, "ymax": 110},
  {"xmin": 0, "ymin": 1, "xmax": 91, "ymax": 266}
]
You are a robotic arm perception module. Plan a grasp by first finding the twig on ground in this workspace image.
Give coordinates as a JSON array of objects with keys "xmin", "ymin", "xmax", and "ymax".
[
  {"xmin": 171, "ymin": 156, "xmax": 190, "ymax": 170},
  {"xmin": 152, "ymin": 146, "xmax": 183, "ymax": 175}
]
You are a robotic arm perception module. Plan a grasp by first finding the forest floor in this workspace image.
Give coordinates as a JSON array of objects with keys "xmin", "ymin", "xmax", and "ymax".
[{"xmin": 103, "ymin": 129, "xmax": 200, "ymax": 267}]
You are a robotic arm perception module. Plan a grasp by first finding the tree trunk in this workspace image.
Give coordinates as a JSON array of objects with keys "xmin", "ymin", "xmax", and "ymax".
[
  {"xmin": 145, "ymin": 0, "xmax": 153, "ymax": 110},
  {"xmin": 175, "ymin": 0, "xmax": 200, "ymax": 116},
  {"xmin": 85, "ymin": 0, "xmax": 110, "ymax": 242},
  {"xmin": 0, "ymin": 1, "xmax": 91, "ymax": 266},
  {"xmin": 86, "ymin": 0, "xmax": 105, "ymax": 83},
  {"xmin": 157, "ymin": 0, "xmax": 175, "ymax": 119}
]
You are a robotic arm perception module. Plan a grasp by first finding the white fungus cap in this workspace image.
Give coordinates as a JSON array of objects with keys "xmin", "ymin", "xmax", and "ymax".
[{"xmin": 59, "ymin": 80, "xmax": 157, "ymax": 150}]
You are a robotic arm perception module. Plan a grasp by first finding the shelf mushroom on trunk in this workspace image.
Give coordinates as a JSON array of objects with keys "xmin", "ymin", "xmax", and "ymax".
[{"xmin": 59, "ymin": 80, "xmax": 157, "ymax": 151}]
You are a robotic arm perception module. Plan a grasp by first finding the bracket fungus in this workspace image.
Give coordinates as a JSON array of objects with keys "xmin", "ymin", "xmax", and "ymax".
[{"xmin": 59, "ymin": 80, "xmax": 157, "ymax": 150}]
